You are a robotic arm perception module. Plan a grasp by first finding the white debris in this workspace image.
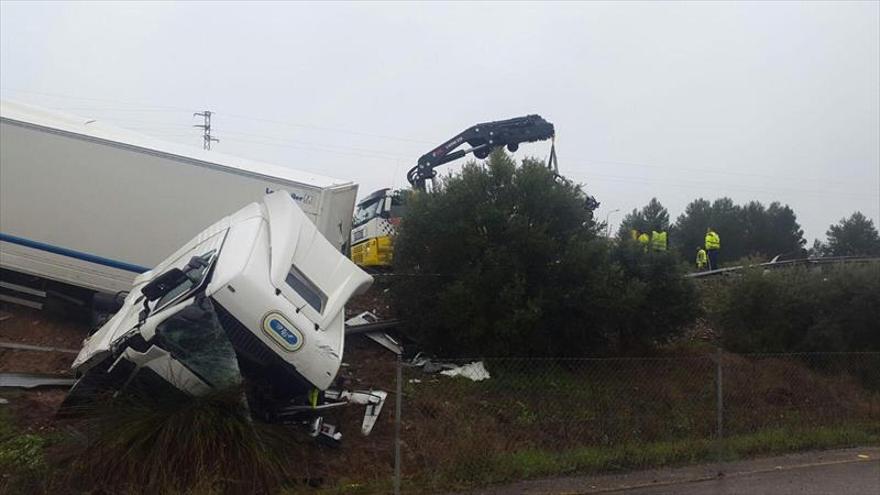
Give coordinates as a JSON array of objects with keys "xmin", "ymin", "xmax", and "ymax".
[{"xmin": 440, "ymin": 361, "xmax": 490, "ymax": 381}]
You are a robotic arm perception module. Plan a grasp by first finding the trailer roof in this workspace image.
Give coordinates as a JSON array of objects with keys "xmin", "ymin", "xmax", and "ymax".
[{"xmin": 0, "ymin": 99, "xmax": 354, "ymax": 190}]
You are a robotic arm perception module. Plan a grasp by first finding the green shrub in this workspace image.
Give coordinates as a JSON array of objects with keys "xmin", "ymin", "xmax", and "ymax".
[
  {"xmin": 607, "ymin": 242, "xmax": 700, "ymax": 352},
  {"xmin": 392, "ymin": 151, "xmax": 697, "ymax": 357},
  {"xmin": 714, "ymin": 264, "xmax": 880, "ymax": 353},
  {"xmin": 60, "ymin": 388, "xmax": 311, "ymax": 494}
]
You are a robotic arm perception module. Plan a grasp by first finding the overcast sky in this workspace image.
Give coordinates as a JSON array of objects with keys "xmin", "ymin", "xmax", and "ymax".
[{"xmin": 1, "ymin": 1, "xmax": 878, "ymax": 242}]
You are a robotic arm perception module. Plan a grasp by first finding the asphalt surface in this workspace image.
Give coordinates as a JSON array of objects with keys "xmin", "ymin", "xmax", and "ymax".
[
  {"xmin": 464, "ymin": 447, "xmax": 880, "ymax": 495},
  {"xmin": 621, "ymin": 460, "xmax": 879, "ymax": 494}
]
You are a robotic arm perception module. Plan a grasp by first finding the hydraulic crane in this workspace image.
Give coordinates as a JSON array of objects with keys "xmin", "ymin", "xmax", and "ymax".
[
  {"xmin": 350, "ymin": 115, "xmax": 556, "ymax": 268},
  {"xmin": 406, "ymin": 114, "xmax": 556, "ymax": 190}
]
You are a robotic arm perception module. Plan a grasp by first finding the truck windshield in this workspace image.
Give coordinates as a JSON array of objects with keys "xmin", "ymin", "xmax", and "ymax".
[{"xmin": 353, "ymin": 198, "xmax": 383, "ymax": 227}]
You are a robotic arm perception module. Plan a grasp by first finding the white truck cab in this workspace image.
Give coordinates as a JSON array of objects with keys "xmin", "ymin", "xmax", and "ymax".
[{"xmin": 68, "ymin": 191, "xmax": 376, "ymax": 436}]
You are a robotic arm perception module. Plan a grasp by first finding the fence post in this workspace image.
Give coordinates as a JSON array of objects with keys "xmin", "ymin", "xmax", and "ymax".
[
  {"xmin": 715, "ymin": 346, "xmax": 724, "ymax": 474},
  {"xmin": 394, "ymin": 352, "xmax": 402, "ymax": 495}
]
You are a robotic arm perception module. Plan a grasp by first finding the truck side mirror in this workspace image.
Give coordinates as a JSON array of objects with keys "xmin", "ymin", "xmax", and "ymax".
[{"xmin": 141, "ymin": 268, "xmax": 188, "ymax": 302}]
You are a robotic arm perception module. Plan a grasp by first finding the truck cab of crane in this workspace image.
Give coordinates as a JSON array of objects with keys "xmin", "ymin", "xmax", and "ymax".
[{"xmin": 350, "ymin": 189, "xmax": 408, "ymax": 268}]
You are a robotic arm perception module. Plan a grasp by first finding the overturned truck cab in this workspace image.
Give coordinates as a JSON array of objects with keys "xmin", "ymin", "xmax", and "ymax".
[{"xmin": 65, "ymin": 191, "xmax": 382, "ymax": 443}]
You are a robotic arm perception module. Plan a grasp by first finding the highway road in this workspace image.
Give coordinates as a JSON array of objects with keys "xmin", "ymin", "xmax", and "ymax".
[{"xmin": 465, "ymin": 447, "xmax": 879, "ymax": 495}]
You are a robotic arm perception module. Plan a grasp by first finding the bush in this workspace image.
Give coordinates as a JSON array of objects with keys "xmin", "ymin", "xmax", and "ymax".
[
  {"xmin": 607, "ymin": 242, "xmax": 700, "ymax": 352},
  {"xmin": 59, "ymin": 389, "xmax": 309, "ymax": 494},
  {"xmin": 392, "ymin": 151, "xmax": 697, "ymax": 357},
  {"xmin": 713, "ymin": 264, "xmax": 880, "ymax": 353}
]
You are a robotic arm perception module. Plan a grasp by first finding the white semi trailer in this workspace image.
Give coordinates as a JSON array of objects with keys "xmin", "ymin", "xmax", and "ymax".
[{"xmin": 0, "ymin": 100, "xmax": 358, "ymax": 309}]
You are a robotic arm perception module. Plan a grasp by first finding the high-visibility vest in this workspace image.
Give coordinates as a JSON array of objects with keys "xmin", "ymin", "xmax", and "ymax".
[
  {"xmin": 705, "ymin": 231, "xmax": 721, "ymax": 250},
  {"xmin": 651, "ymin": 231, "xmax": 667, "ymax": 251},
  {"xmin": 638, "ymin": 233, "xmax": 650, "ymax": 247},
  {"xmin": 696, "ymin": 249, "xmax": 708, "ymax": 268}
]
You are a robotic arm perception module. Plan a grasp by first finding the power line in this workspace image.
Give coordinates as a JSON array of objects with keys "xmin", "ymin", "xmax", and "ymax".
[
  {"xmin": 90, "ymin": 118, "xmax": 195, "ymax": 127},
  {"xmin": 583, "ymin": 158, "xmax": 857, "ymax": 187},
  {"xmin": 0, "ymin": 88, "xmax": 193, "ymax": 111},
  {"xmin": 2, "ymin": 88, "xmax": 431, "ymax": 145},
  {"xmin": 566, "ymin": 170, "xmax": 879, "ymax": 199},
  {"xmin": 220, "ymin": 113, "xmax": 434, "ymax": 145},
  {"xmin": 221, "ymin": 136, "xmax": 405, "ymax": 162},
  {"xmin": 219, "ymin": 129, "xmax": 412, "ymax": 159},
  {"xmin": 48, "ymin": 106, "xmax": 189, "ymax": 113}
]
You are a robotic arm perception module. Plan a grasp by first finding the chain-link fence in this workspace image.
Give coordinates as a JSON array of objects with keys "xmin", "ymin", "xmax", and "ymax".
[
  {"xmin": 310, "ymin": 350, "xmax": 879, "ymax": 493},
  {"xmin": 379, "ymin": 351, "xmax": 879, "ymax": 494}
]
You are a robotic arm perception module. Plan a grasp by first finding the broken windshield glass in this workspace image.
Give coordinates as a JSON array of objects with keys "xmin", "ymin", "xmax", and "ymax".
[{"xmin": 155, "ymin": 296, "xmax": 241, "ymax": 390}]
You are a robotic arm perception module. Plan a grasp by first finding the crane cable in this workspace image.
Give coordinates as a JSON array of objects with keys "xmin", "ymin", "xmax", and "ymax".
[{"xmin": 547, "ymin": 136, "xmax": 560, "ymax": 177}]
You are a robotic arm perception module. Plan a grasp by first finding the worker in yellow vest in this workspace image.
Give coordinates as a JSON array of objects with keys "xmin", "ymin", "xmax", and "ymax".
[
  {"xmin": 696, "ymin": 247, "xmax": 708, "ymax": 270},
  {"xmin": 637, "ymin": 231, "xmax": 650, "ymax": 252},
  {"xmin": 651, "ymin": 231, "xmax": 667, "ymax": 252},
  {"xmin": 705, "ymin": 227, "xmax": 721, "ymax": 270}
]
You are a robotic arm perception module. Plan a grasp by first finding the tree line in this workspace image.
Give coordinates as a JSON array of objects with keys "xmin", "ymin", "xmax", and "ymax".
[{"xmin": 617, "ymin": 197, "xmax": 880, "ymax": 265}]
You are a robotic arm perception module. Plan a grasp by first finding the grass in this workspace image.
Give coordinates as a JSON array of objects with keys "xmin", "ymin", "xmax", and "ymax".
[
  {"xmin": 1, "ymin": 388, "xmax": 323, "ymax": 495},
  {"xmin": 323, "ymin": 424, "xmax": 880, "ymax": 494},
  {"xmin": 62, "ymin": 388, "xmax": 315, "ymax": 495},
  {"xmin": 0, "ymin": 408, "xmax": 51, "ymax": 493},
  {"xmin": 415, "ymin": 425, "xmax": 880, "ymax": 491},
  {"xmin": 310, "ymin": 350, "xmax": 879, "ymax": 494}
]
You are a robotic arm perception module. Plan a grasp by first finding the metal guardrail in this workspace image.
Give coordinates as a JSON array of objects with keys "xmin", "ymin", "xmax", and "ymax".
[
  {"xmin": 686, "ymin": 255, "xmax": 880, "ymax": 278},
  {"xmin": 0, "ymin": 340, "xmax": 79, "ymax": 354},
  {"xmin": 0, "ymin": 372, "xmax": 75, "ymax": 389}
]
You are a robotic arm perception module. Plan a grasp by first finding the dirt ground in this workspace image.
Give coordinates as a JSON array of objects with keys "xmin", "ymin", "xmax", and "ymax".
[
  {"xmin": 0, "ymin": 303, "xmax": 89, "ymax": 431},
  {"xmin": 345, "ymin": 277, "xmax": 396, "ymax": 320},
  {"xmin": 0, "ymin": 302, "xmax": 86, "ymax": 376},
  {"xmin": 0, "ymin": 304, "xmax": 90, "ymax": 349},
  {"xmin": 0, "ymin": 349, "xmax": 75, "ymax": 374}
]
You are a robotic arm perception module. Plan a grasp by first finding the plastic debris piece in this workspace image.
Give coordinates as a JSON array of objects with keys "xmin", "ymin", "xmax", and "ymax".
[{"xmin": 440, "ymin": 361, "xmax": 490, "ymax": 381}]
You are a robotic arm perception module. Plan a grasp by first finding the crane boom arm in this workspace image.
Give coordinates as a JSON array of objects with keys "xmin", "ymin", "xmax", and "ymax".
[{"xmin": 406, "ymin": 115, "xmax": 555, "ymax": 190}]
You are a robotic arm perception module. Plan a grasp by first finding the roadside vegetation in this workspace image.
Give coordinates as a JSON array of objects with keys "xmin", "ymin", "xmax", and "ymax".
[
  {"xmin": 392, "ymin": 150, "xmax": 697, "ymax": 357},
  {"xmin": 387, "ymin": 351, "xmax": 879, "ymax": 492},
  {"xmin": 0, "ymin": 408, "xmax": 50, "ymax": 494},
  {"xmin": 381, "ymin": 153, "xmax": 880, "ymax": 492},
  {"xmin": 1, "ymin": 389, "xmax": 313, "ymax": 495},
  {"xmin": 707, "ymin": 264, "xmax": 880, "ymax": 355}
]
